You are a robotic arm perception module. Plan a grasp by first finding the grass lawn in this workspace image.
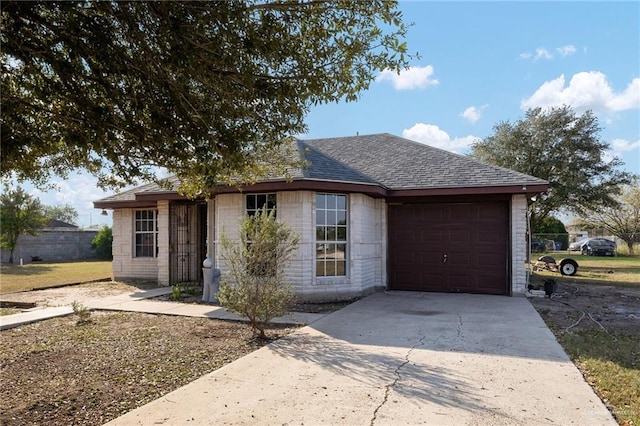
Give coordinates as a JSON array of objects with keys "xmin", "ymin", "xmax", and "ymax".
[
  {"xmin": 535, "ymin": 251, "xmax": 640, "ymax": 286},
  {"xmin": 0, "ymin": 261, "xmax": 112, "ymax": 295},
  {"xmin": 529, "ymin": 254, "xmax": 639, "ymax": 425}
]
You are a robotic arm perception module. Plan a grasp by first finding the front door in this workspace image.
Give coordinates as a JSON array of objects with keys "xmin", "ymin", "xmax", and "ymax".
[{"xmin": 169, "ymin": 202, "xmax": 207, "ymax": 285}]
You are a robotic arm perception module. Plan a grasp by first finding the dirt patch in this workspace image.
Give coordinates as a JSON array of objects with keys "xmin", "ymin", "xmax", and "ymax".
[
  {"xmin": 0, "ymin": 311, "xmax": 298, "ymax": 426},
  {"xmin": 0, "ymin": 281, "xmax": 157, "ymax": 309},
  {"xmin": 528, "ymin": 280, "xmax": 640, "ymax": 336}
]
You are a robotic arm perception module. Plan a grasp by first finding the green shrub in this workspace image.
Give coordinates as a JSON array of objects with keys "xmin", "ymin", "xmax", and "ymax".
[
  {"xmin": 71, "ymin": 300, "xmax": 91, "ymax": 324},
  {"xmin": 91, "ymin": 226, "xmax": 113, "ymax": 259},
  {"xmin": 218, "ymin": 208, "xmax": 298, "ymax": 338}
]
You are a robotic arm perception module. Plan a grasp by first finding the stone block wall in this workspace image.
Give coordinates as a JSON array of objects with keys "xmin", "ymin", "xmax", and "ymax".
[{"xmin": 1, "ymin": 228, "xmax": 99, "ymax": 264}]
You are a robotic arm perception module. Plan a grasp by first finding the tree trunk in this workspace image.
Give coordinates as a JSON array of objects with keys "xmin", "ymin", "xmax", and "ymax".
[
  {"xmin": 623, "ymin": 239, "xmax": 635, "ymax": 256},
  {"xmin": 8, "ymin": 250, "xmax": 14, "ymax": 264}
]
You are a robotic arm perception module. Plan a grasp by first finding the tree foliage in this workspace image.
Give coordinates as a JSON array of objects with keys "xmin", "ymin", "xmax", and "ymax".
[
  {"xmin": 579, "ymin": 184, "xmax": 640, "ymax": 255},
  {"xmin": 0, "ymin": 186, "xmax": 49, "ymax": 263},
  {"xmin": 42, "ymin": 203, "xmax": 78, "ymax": 224},
  {"xmin": 534, "ymin": 215, "xmax": 569, "ymax": 250},
  {"xmin": 1, "ymin": 1, "xmax": 414, "ymax": 197},
  {"xmin": 91, "ymin": 225, "xmax": 113, "ymax": 259},
  {"xmin": 218, "ymin": 209, "xmax": 299, "ymax": 338},
  {"xmin": 470, "ymin": 106, "xmax": 635, "ymax": 232}
]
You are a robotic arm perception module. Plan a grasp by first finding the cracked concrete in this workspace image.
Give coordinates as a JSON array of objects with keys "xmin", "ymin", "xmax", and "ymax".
[
  {"xmin": 371, "ymin": 331, "xmax": 426, "ymax": 425},
  {"xmin": 107, "ymin": 291, "xmax": 616, "ymax": 426}
]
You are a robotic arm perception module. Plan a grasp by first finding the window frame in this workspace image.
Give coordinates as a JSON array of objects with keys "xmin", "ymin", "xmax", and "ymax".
[
  {"xmin": 134, "ymin": 209, "xmax": 158, "ymax": 258},
  {"xmin": 315, "ymin": 193, "xmax": 348, "ymax": 278},
  {"xmin": 245, "ymin": 193, "xmax": 277, "ymax": 217}
]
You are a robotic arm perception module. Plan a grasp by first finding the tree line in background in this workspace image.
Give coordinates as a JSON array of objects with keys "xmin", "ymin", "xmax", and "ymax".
[
  {"xmin": 471, "ymin": 106, "xmax": 639, "ymax": 254},
  {"xmin": 0, "ymin": 185, "xmax": 112, "ymax": 263}
]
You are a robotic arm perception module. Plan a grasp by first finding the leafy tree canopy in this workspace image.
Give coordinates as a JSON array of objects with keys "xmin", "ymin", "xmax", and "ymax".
[
  {"xmin": 535, "ymin": 216, "xmax": 567, "ymax": 235},
  {"xmin": 42, "ymin": 203, "xmax": 78, "ymax": 224},
  {"xmin": 0, "ymin": 185, "xmax": 49, "ymax": 263},
  {"xmin": 1, "ymin": 1, "xmax": 414, "ymax": 197},
  {"xmin": 470, "ymin": 106, "xmax": 635, "ymax": 232},
  {"xmin": 91, "ymin": 225, "xmax": 113, "ymax": 259}
]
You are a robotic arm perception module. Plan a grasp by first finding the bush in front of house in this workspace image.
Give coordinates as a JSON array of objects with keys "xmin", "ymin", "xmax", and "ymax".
[
  {"xmin": 91, "ymin": 226, "xmax": 113, "ymax": 259},
  {"xmin": 217, "ymin": 209, "xmax": 299, "ymax": 338}
]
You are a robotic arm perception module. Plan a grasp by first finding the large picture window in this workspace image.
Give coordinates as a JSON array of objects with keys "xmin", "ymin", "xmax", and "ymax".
[
  {"xmin": 246, "ymin": 193, "xmax": 276, "ymax": 216},
  {"xmin": 316, "ymin": 193, "xmax": 347, "ymax": 277},
  {"xmin": 135, "ymin": 210, "xmax": 158, "ymax": 257}
]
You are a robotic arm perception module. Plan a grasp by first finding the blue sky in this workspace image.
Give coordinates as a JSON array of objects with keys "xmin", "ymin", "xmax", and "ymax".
[
  {"xmin": 304, "ymin": 1, "xmax": 639, "ymax": 166},
  {"xmin": 20, "ymin": 1, "xmax": 640, "ymax": 228}
]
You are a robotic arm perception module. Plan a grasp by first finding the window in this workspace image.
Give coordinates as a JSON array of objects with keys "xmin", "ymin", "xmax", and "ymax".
[
  {"xmin": 316, "ymin": 193, "xmax": 347, "ymax": 277},
  {"xmin": 246, "ymin": 193, "xmax": 276, "ymax": 216},
  {"xmin": 135, "ymin": 210, "xmax": 158, "ymax": 257}
]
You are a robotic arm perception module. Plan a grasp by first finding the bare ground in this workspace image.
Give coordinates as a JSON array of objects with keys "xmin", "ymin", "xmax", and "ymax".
[
  {"xmin": 527, "ymin": 280, "xmax": 640, "ymax": 336},
  {"xmin": 0, "ymin": 282, "xmax": 347, "ymax": 426}
]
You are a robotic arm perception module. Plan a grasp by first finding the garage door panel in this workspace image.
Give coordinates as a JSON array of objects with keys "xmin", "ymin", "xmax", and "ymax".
[
  {"xmin": 449, "ymin": 229, "xmax": 472, "ymax": 245},
  {"xmin": 419, "ymin": 251, "xmax": 442, "ymax": 266},
  {"xmin": 388, "ymin": 201, "xmax": 508, "ymax": 295}
]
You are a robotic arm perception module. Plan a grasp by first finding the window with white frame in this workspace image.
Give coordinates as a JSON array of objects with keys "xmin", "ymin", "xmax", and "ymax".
[
  {"xmin": 316, "ymin": 193, "xmax": 347, "ymax": 277},
  {"xmin": 134, "ymin": 210, "xmax": 158, "ymax": 257},
  {"xmin": 246, "ymin": 193, "xmax": 276, "ymax": 216}
]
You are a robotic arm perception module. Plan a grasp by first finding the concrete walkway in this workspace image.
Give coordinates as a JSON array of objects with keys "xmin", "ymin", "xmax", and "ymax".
[
  {"xmin": 0, "ymin": 287, "xmax": 325, "ymax": 330},
  {"xmin": 106, "ymin": 292, "xmax": 616, "ymax": 426}
]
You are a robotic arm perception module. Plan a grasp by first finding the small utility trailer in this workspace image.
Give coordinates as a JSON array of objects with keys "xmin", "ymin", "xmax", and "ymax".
[{"xmin": 532, "ymin": 256, "xmax": 579, "ymax": 276}]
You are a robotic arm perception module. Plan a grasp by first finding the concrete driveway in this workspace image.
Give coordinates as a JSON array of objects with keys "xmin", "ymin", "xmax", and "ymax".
[{"xmin": 107, "ymin": 292, "xmax": 615, "ymax": 425}]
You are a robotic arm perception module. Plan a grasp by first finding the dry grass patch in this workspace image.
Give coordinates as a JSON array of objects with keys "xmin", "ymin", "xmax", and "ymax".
[
  {"xmin": 0, "ymin": 261, "xmax": 113, "ymax": 294},
  {"xmin": 529, "ymin": 256, "xmax": 640, "ymax": 426}
]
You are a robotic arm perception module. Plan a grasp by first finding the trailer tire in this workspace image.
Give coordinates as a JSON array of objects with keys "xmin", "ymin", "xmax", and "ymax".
[{"xmin": 559, "ymin": 258, "xmax": 578, "ymax": 276}]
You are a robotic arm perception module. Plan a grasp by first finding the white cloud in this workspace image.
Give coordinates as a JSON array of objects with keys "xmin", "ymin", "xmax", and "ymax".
[
  {"xmin": 612, "ymin": 138, "xmax": 640, "ymax": 153},
  {"xmin": 535, "ymin": 48, "xmax": 553, "ymax": 60},
  {"xmin": 24, "ymin": 173, "xmax": 113, "ymax": 228},
  {"xmin": 402, "ymin": 123, "xmax": 478, "ymax": 154},
  {"xmin": 460, "ymin": 105, "xmax": 488, "ymax": 124},
  {"xmin": 521, "ymin": 72, "xmax": 640, "ymax": 112},
  {"xmin": 556, "ymin": 44, "xmax": 576, "ymax": 57},
  {"xmin": 520, "ymin": 44, "xmax": 579, "ymax": 61},
  {"xmin": 376, "ymin": 65, "xmax": 439, "ymax": 90},
  {"xmin": 607, "ymin": 78, "xmax": 640, "ymax": 111}
]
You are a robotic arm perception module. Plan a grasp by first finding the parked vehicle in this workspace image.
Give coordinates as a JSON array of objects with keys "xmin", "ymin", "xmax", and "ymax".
[
  {"xmin": 581, "ymin": 239, "xmax": 615, "ymax": 256},
  {"xmin": 570, "ymin": 237, "xmax": 616, "ymax": 253},
  {"xmin": 568, "ymin": 238, "xmax": 589, "ymax": 251},
  {"xmin": 531, "ymin": 239, "xmax": 546, "ymax": 253}
]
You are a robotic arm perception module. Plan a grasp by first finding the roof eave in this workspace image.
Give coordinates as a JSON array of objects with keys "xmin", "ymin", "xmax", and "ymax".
[{"xmin": 386, "ymin": 183, "xmax": 548, "ymax": 198}]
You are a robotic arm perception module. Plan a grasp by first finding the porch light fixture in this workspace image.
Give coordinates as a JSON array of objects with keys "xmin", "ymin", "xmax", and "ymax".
[
  {"xmin": 522, "ymin": 185, "xmax": 527, "ymax": 191},
  {"xmin": 100, "ymin": 209, "xmax": 108, "ymax": 216}
]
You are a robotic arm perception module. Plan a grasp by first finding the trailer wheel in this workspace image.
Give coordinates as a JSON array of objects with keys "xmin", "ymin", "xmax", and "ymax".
[{"xmin": 559, "ymin": 258, "xmax": 578, "ymax": 276}]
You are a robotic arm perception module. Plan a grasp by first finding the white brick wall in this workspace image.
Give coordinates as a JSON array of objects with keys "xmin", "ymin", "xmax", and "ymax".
[
  {"xmin": 111, "ymin": 208, "xmax": 158, "ymax": 282},
  {"xmin": 112, "ymin": 192, "xmax": 524, "ymax": 297},
  {"xmin": 156, "ymin": 200, "xmax": 170, "ymax": 286},
  {"xmin": 213, "ymin": 193, "xmax": 244, "ymax": 278},
  {"xmin": 209, "ymin": 191, "xmax": 386, "ymax": 302},
  {"xmin": 511, "ymin": 194, "xmax": 529, "ymax": 294}
]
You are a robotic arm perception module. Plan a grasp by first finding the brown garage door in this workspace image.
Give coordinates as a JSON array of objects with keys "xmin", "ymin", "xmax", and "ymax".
[{"xmin": 388, "ymin": 201, "xmax": 509, "ymax": 295}]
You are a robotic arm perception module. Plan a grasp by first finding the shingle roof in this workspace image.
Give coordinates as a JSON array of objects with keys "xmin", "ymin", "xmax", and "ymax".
[
  {"xmin": 300, "ymin": 133, "xmax": 547, "ymax": 189},
  {"xmin": 95, "ymin": 133, "xmax": 547, "ymax": 205}
]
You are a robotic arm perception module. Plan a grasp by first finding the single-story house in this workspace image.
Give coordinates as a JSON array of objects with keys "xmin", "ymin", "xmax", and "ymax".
[{"xmin": 94, "ymin": 133, "xmax": 547, "ymax": 301}]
